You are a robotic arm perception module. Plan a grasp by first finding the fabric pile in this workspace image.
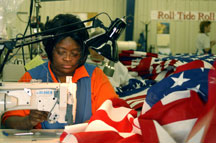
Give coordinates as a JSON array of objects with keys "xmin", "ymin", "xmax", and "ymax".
[
  {"xmin": 116, "ymin": 50, "xmax": 216, "ymax": 110},
  {"xmin": 59, "ymin": 52, "xmax": 216, "ymax": 143}
]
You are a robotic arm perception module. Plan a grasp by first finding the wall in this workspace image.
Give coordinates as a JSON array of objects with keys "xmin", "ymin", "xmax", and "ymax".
[
  {"xmin": 10, "ymin": 0, "xmax": 126, "ymax": 58},
  {"xmin": 134, "ymin": 0, "xmax": 216, "ymax": 54},
  {"xmin": 15, "ymin": 0, "xmax": 126, "ymax": 40},
  {"xmin": 12, "ymin": 0, "xmax": 216, "ymax": 54}
]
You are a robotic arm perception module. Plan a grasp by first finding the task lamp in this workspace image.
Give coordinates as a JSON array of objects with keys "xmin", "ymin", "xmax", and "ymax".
[{"xmin": 0, "ymin": 12, "xmax": 126, "ymax": 76}]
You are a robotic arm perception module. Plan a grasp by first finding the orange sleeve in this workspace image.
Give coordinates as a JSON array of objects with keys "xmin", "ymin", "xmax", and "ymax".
[
  {"xmin": 18, "ymin": 72, "xmax": 32, "ymax": 82},
  {"xmin": 91, "ymin": 67, "xmax": 119, "ymax": 114},
  {"xmin": 2, "ymin": 110, "xmax": 30, "ymax": 123}
]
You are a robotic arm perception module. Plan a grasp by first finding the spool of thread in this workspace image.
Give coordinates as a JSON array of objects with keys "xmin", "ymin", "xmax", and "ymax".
[{"xmin": 117, "ymin": 41, "xmax": 137, "ymax": 52}]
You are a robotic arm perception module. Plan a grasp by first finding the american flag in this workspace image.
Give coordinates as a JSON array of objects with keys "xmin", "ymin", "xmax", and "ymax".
[
  {"xmin": 145, "ymin": 68, "xmax": 209, "ymax": 108},
  {"xmin": 186, "ymin": 60, "xmax": 216, "ymax": 142},
  {"xmin": 118, "ymin": 50, "xmax": 216, "ymax": 110},
  {"xmin": 59, "ymin": 90, "xmax": 206, "ymax": 142},
  {"xmin": 59, "ymin": 59, "xmax": 216, "ymax": 142}
]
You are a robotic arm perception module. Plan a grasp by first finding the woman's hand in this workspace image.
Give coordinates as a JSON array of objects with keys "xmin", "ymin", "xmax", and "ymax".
[
  {"xmin": 4, "ymin": 110, "xmax": 49, "ymax": 130},
  {"xmin": 27, "ymin": 110, "xmax": 49, "ymax": 128}
]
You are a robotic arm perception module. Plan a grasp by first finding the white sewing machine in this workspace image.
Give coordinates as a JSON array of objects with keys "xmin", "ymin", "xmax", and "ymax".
[{"xmin": 0, "ymin": 80, "xmax": 77, "ymax": 124}]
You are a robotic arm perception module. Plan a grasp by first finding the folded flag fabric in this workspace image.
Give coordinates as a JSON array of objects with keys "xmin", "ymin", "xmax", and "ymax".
[
  {"xmin": 115, "ymin": 78, "xmax": 154, "ymax": 110},
  {"xmin": 120, "ymin": 88, "xmax": 148, "ymax": 110},
  {"xmin": 60, "ymin": 89, "xmax": 206, "ymax": 143},
  {"xmin": 116, "ymin": 78, "xmax": 155, "ymax": 97},
  {"xmin": 60, "ymin": 98, "xmax": 176, "ymax": 143},
  {"xmin": 59, "ymin": 59, "xmax": 216, "ymax": 143},
  {"xmin": 60, "ymin": 98, "xmax": 143, "ymax": 143},
  {"xmin": 140, "ymin": 90, "xmax": 204, "ymax": 142},
  {"xmin": 119, "ymin": 50, "xmax": 158, "ymax": 62},
  {"xmin": 186, "ymin": 60, "xmax": 216, "ymax": 142},
  {"xmin": 161, "ymin": 53, "xmax": 216, "ymax": 65},
  {"xmin": 117, "ymin": 51, "xmax": 216, "ymax": 111},
  {"xmin": 119, "ymin": 51, "xmax": 216, "ymax": 80},
  {"xmin": 59, "ymin": 51, "xmax": 216, "ymax": 143},
  {"xmin": 145, "ymin": 68, "xmax": 209, "ymax": 108}
]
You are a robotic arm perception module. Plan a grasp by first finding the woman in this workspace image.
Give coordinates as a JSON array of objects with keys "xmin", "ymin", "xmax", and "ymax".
[
  {"xmin": 196, "ymin": 21, "xmax": 216, "ymax": 55},
  {"xmin": 2, "ymin": 14, "xmax": 118, "ymax": 129}
]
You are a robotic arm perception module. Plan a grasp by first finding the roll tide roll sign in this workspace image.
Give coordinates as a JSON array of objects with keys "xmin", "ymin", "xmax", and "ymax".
[{"xmin": 151, "ymin": 10, "xmax": 216, "ymax": 21}]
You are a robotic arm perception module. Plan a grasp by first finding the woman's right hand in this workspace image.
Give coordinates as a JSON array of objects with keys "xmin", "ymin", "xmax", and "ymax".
[{"xmin": 27, "ymin": 110, "xmax": 49, "ymax": 128}]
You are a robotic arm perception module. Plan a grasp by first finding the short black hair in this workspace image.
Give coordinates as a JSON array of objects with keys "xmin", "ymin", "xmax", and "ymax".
[
  {"xmin": 42, "ymin": 14, "xmax": 89, "ymax": 66},
  {"xmin": 199, "ymin": 21, "xmax": 211, "ymax": 33}
]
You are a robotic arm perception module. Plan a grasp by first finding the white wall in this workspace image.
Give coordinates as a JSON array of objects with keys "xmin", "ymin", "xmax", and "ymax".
[
  {"xmin": 15, "ymin": 0, "xmax": 126, "ymax": 39},
  {"xmin": 134, "ymin": 0, "xmax": 216, "ymax": 54},
  {"xmin": 13, "ymin": 0, "xmax": 216, "ymax": 54}
]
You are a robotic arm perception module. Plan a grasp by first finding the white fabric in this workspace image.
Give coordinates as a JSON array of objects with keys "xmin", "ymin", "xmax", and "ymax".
[
  {"xmin": 86, "ymin": 56, "xmax": 132, "ymax": 87},
  {"xmin": 196, "ymin": 33, "xmax": 210, "ymax": 55}
]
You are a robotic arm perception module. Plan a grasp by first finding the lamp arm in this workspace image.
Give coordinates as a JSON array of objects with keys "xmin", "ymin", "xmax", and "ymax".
[
  {"xmin": 15, "ymin": 26, "xmax": 94, "ymax": 48},
  {"xmin": 0, "ymin": 13, "xmax": 126, "ymax": 74},
  {"xmin": 0, "ymin": 17, "xmax": 95, "ymax": 74},
  {"xmin": 16, "ymin": 17, "xmax": 95, "ymax": 41}
]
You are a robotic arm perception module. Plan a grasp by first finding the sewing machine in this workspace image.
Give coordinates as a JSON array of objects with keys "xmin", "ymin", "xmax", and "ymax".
[
  {"xmin": 0, "ymin": 12, "xmax": 126, "ymax": 125},
  {"xmin": 0, "ymin": 79, "xmax": 77, "ymax": 124}
]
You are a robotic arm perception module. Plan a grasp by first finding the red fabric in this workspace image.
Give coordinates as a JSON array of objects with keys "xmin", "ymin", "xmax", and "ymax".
[
  {"xmin": 141, "ymin": 90, "xmax": 204, "ymax": 125},
  {"xmin": 138, "ymin": 119, "xmax": 159, "ymax": 143},
  {"xmin": 128, "ymin": 57, "xmax": 152, "ymax": 76},
  {"xmin": 186, "ymin": 61, "xmax": 216, "ymax": 142},
  {"xmin": 89, "ymin": 99, "xmax": 137, "ymax": 133},
  {"xmin": 174, "ymin": 60, "xmax": 204, "ymax": 74},
  {"xmin": 60, "ymin": 98, "xmax": 142, "ymax": 143},
  {"xmin": 60, "ymin": 92, "xmax": 205, "ymax": 142},
  {"xmin": 120, "ymin": 50, "xmax": 158, "ymax": 58},
  {"xmin": 125, "ymin": 95, "xmax": 147, "ymax": 110}
]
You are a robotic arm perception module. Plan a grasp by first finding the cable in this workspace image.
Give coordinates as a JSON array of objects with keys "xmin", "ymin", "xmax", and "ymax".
[
  {"xmin": 16, "ymin": 12, "xmax": 28, "ymax": 23},
  {"xmin": 94, "ymin": 12, "xmax": 112, "ymax": 22},
  {"xmin": 22, "ymin": 0, "xmax": 34, "ymax": 65},
  {"xmin": 6, "ymin": 12, "xmax": 115, "ymax": 64},
  {"xmin": 23, "ymin": 0, "xmax": 34, "ymax": 36},
  {"xmin": 6, "ymin": 33, "xmax": 24, "ymax": 62},
  {"xmin": 21, "ymin": 43, "xmax": 25, "ymax": 66}
]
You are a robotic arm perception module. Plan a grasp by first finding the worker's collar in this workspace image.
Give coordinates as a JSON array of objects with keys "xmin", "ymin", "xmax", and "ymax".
[{"xmin": 48, "ymin": 61, "xmax": 89, "ymax": 83}]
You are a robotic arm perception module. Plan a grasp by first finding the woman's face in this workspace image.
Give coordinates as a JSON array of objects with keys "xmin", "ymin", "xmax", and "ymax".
[
  {"xmin": 51, "ymin": 37, "xmax": 81, "ymax": 77},
  {"xmin": 205, "ymin": 25, "xmax": 211, "ymax": 33}
]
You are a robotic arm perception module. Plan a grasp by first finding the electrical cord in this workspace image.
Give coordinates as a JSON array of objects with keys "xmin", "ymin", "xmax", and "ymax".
[
  {"xmin": 4, "ymin": 12, "xmax": 116, "ymax": 66},
  {"xmin": 6, "ymin": 33, "xmax": 25, "ymax": 63},
  {"xmin": 94, "ymin": 12, "xmax": 112, "ymax": 22},
  {"xmin": 16, "ymin": 12, "xmax": 28, "ymax": 23},
  {"xmin": 23, "ymin": 0, "xmax": 34, "ymax": 36},
  {"xmin": 21, "ymin": 0, "xmax": 34, "ymax": 65}
]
